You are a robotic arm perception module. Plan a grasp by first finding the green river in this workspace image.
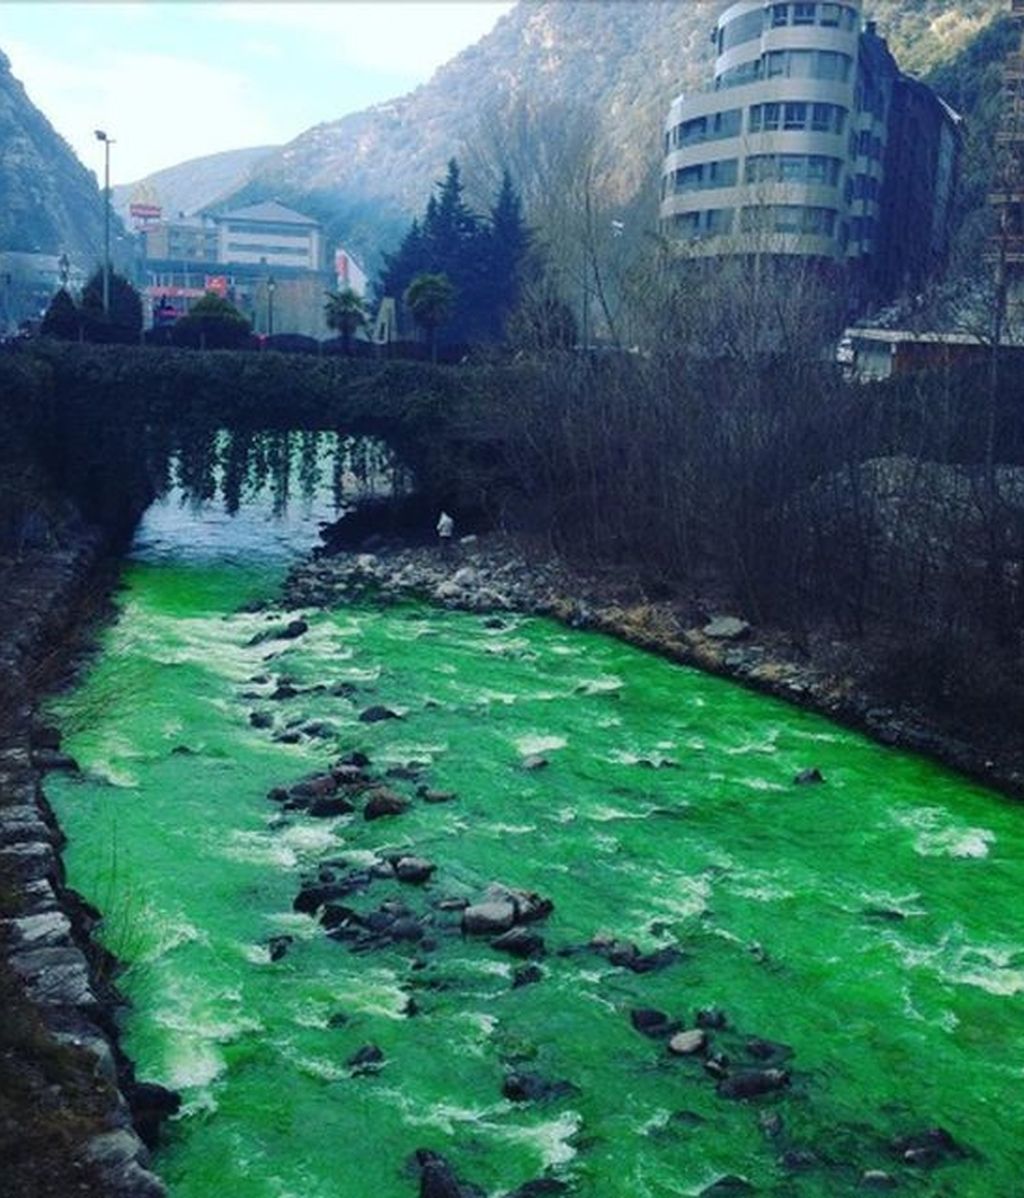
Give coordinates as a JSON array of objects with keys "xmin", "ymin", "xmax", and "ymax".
[{"xmin": 43, "ymin": 492, "xmax": 1024, "ymax": 1198}]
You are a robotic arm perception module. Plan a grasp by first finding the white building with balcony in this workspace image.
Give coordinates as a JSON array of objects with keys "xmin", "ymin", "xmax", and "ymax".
[{"xmin": 660, "ymin": 1, "xmax": 959, "ymax": 295}]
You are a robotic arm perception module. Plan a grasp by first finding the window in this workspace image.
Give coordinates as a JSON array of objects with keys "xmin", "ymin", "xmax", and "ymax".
[
  {"xmin": 819, "ymin": 3, "xmax": 841, "ymax": 26},
  {"xmin": 812, "ymin": 103, "xmax": 832, "ymax": 132},
  {"xmin": 740, "ymin": 204, "xmax": 838, "ymax": 236},
  {"xmin": 717, "ymin": 59, "xmax": 763, "ymax": 89},
  {"xmin": 713, "ymin": 109, "xmax": 742, "ymax": 138},
  {"xmin": 788, "ymin": 50, "xmax": 815, "ymax": 79},
  {"xmin": 771, "ymin": 3, "xmax": 789, "ymax": 27},
  {"xmin": 676, "ymin": 165, "xmax": 703, "ymax": 193},
  {"xmin": 784, "ymin": 102, "xmax": 808, "ymax": 130},
  {"xmin": 679, "ymin": 116, "xmax": 707, "ymax": 145},
  {"xmin": 722, "ymin": 8, "xmax": 763, "ymax": 49},
  {"xmin": 674, "ymin": 212, "xmax": 701, "ymax": 237},
  {"xmin": 793, "ymin": 3, "xmax": 816, "ymax": 25},
  {"xmin": 766, "ymin": 50, "xmax": 785, "ymax": 78},
  {"xmin": 816, "ymin": 51, "xmax": 851, "ymax": 81},
  {"xmin": 763, "ymin": 102, "xmax": 781, "ymax": 131}
]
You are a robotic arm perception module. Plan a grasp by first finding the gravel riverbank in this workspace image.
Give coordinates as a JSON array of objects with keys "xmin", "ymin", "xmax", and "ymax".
[{"xmin": 284, "ymin": 533, "xmax": 1024, "ymax": 803}]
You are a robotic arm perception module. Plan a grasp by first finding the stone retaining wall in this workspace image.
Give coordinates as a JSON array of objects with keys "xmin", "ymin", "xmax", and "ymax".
[{"xmin": 0, "ymin": 530, "xmax": 170, "ymax": 1196}]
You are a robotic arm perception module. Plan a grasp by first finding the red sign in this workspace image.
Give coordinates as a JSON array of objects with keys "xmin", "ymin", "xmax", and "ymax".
[
  {"xmin": 204, "ymin": 275, "xmax": 228, "ymax": 297},
  {"xmin": 130, "ymin": 203, "xmax": 162, "ymax": 221}
]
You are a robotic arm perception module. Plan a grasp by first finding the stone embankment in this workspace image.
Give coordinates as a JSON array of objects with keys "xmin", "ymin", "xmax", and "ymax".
[
  {"xmin": 0, "ymin": 533, "xmax": 172, "ymax": 1196},
  {"xmin": 284, "ymin": 535, "xmax": 1024, "ymax": 802}
]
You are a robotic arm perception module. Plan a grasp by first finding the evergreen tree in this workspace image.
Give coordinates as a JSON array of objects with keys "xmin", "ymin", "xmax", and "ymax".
[
  {"xmin": 484, "ymin": 170, "xmax": 530, "ymax": 339},
  {"xmin": 171, "ymin": 292, "xmax": 251, "ymax": 350},
  {"xmin": 377, "ymin": 158, "xmax": 530, "ymax": 347},
  {"xmin": 39, "ymin": 288, "xmax": 80, "ymax": 341},
  {"xmin": 80, "ymin": 270, "xmax": 143, "ymax": 344}
]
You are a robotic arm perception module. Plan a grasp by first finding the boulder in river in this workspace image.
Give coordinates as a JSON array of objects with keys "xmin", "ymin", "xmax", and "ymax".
[
  {"xmin": 490, "ymin": 927, "xmax": 545, "ymax": 958},
  {"xmin": 267, "ymin": 935, "xmax": 293, "ymax": 962},
  {"xmin": 308, "ymin": 795, "xmax": 355, "ymax": 818},
  {"xmin": 412, "ymin": 1149, "xmax": 485, "ymax": 1198},
  {"xmin": 630, "ymin": 1008, "xmax": 680, "ymax": 1039},
  {"xmin": 793, "ymin": 767, "xmax": 825, "ymax": 785},
  {"xmin": 346, "ymin": 1044, "xmax": 384, "ymax": 1074},
  {"xmin": 419, "ymin": 787, "xmax": 457, "ymax": 804},
  {"xmin": 717, "ymin": 1069, "xmax": 790, "ymax": 1100},
  {"xmin": 861, "ymin": 1171, "xmax": 897, "ymax": 1189},
  {"xmin": 462, "ymin": 901, "xmax": 516, "ymax": 935},
  {"xmin": 512, "ymin": 964, "xmax": 543, "ymax": 989},
  {"xmin": 125, "ymin": 1080, "xmax": 182, "ymax": 1151},
  {"xmin": 30, "ymin": 749, "xmax": 79, "ymax": 772},
  {"xmin": 502, "ymin": 1072, "xmax": 578, "ymax": 1103},
  {"xmin": 395, "ymin": 857, "xmax": 437, "ymax": 884},
  {"xmin": 363, "ymin": 789, "xmax": 410, "ymax": 820},
  {"xmin": 745, "ymin": 1038, "xmax": 794, "ymax": 1065},
  {"xmin": 337, "ymin": 750, "xmax": 371, "ymax": 768},
  {"xmin": 290, "ymin": 773, "xmax": 338, "ymax": 798},
  {"xmin": 702, "ymin": 616, "xmax": 751, "ymax": 641},
  {"xmin": 696, "ymin": 1008, "xmax": 729, "ymax": 1030},
  {"xmin": 668, "ymin": 1029, "xmax": 708, "ymax": 1056},
  {"xmin": 249, "ymin": 711, "xmax": 273, "ymax": 729},
  {"xmin": 359, "ymin": 705, "xmax": 401, "ymax": 724},
  {"xmin": 890, "ymin": 1127, "xmax": 966, "ymax": 1167},
  {"xmin": 520, "ymin": 755, "xmax": 548, "ymax": 771}
]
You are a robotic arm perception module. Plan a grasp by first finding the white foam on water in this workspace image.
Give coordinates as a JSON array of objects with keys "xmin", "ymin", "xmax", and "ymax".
[
  {"xmin": 487, "ymin": 822, "xmax": 538, "ymax": 836},
  {"xmin": 575, "ymin": 675, "xmax": 624, "ymax": 695},
  {"xmin": 588, "ymin": 804, "xmax": 651, "ymax": 823},
  {"xmin": 515, "ymin": 734, "xmax": 568, "ymax": 756},
  {"xmin": 85, "ymin": 763, "xmax": 140, "ymax": 789},
  {"xmin": 889, "ymin": 927, "xmax": 1024, "ymax": 996},
  {"xmin": 900, "ymin": 985, "xmax": 959, "ymax": 1032},
  {"xmin": 554, "ymin": 807, "xmax": 577, "ymax": 824},
  {"xmin": 892, "ymin": 806, "xmax": 995, "ymax": 859},
  {"xmin": 606, "ymin": 749, "xmax": 678, "ymax": 769},
  {"xmin": 218, "ymin": 830, "xmax": 297, "ymax": 869},
  {"xmin": 736, "ymin": 775, "xmax": 786, "ymax": 793},
  {"xmin": 331, "ymin": 968, "xmax": 408, "ymax": 1018},
  {"xmin": 392, "ymin": 1093, "xmax": 508, "ymax": 1136},
  {"xmin": 496, "ymin": 1110, "xmax": 582, "ymax": 1169},
  {"xmin": 596, "ymin": 715, "xmax": 622, "ymax": 729},
  {"xmin": 478, "ymin": 690, "xmax": 519, "ymax": 706},
  {"xmin": 162, "ymin": 1038, "xmax": 226, "ymax": 1090},
  {"xmin": 136, "ymin": 910, "xmax": 208, "ymax": 963},
  {"xmin": 640, "ymin": 1109, "xmax": 673, "ymax": 1136},
  {"xmin": 647, "ymin": 872, "xmax": 713, "ymax": 922},
  {"xmin": 275, "ymin": 822, "xmax": 341, "ymax": 856}
]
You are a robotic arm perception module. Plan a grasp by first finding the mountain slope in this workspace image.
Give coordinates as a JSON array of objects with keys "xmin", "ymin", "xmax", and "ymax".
[
  {"xmin": 0, "ymin": 49, "xmax": 108, "ymax": 262},
  {"xmin": 225, "ymin": 0, "xmax": 1006, "ymax": 266},
  {"xmin": 112, "ymin": 144, "xmax": 278, "ymax": 224}
]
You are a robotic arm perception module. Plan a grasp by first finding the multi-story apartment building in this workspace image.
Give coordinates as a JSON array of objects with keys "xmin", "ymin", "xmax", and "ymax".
[
  {"xmin": 989, "ymin": 0, "xmax": 1024, "ymax": 335},
  {"xmin": 660, "ymin": 0, "xmax": 959, "ymax": 299}
]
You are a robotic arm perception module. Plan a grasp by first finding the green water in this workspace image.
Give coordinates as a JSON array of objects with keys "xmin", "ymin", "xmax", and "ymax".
[{"xmin": 44, "ymin": 506, "xmax": 1024, "ymax": 1198}]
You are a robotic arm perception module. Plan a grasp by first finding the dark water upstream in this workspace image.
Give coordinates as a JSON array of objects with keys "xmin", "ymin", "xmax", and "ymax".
[{"xmin": 43, "ymin": 491, "xmax": 1024, "ymax": 1197}]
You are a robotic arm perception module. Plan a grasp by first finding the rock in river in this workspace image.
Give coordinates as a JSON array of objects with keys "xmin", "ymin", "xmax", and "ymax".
[
  {"xmin": 462, "ymin": 901, "xmax": 516, "ymax": 935},
  {"xmin": 359, "ymin": 705, "xmax": 401, "ymax": 724},
  {"xmin": 395, "ymin": 856, "xmax": 436, "ymax": 884},
  {"xmin": 363, "ymin": 789, "xmax": 410, "ymax": 821},
  {"xmin": 490, "ymin": 927, "xmax": 545, "ymax": 958},
  {"xmin": 717, "ymin": 1069, "xmax": 790, "ymax": 1100},
  {"xmin": 668, "ymin": 1029, "xmax": 708, "ymax": 1056}
]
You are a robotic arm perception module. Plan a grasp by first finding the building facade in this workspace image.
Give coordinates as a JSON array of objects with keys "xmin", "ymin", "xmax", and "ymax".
[
  {"xmin": 989, "ymin": 0, "xmax": 1024, "ymax": 337},
  {"xmin": 660, "ymin": 0, "xmax": 959, "ymax": 297}
]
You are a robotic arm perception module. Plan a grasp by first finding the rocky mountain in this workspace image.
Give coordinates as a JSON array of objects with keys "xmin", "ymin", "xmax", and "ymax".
[
  {"xmin": 0, "ymin": 49, "xmax": 109, "ymax": 264},
  {"xmin": 224, "ymin": 0, "xmax": 1006, "ymax": 268},
  {"xmin": 112, "ymin": 144, "xmax": 278, "ymax": 225}
]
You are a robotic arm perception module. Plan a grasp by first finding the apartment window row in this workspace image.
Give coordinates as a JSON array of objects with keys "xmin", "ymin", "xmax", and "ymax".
[
  {"xmin": 225, "ymin": 242, "xmax": 311, "ymax": 257},
  {"xmin": 749, "ymin": 100, "xmax": 847, "ymax": 133},
  {"xmin": 667, "ymin": 108, "xmax": 743, "ymax": 150},
  {"xmin": 740, "ymin": 204, "xmax": 838, "ymax": 236},
  {"xmin": 745, "ymin": 153, "xmax": 843, "ymax": 186},
  {"xmin": 668, "ymin": 158, "xmax": 740, "ymax": 195},
  {"xmin": 224, "ymin": 222, "xmax": 314, "ymax": 238},
  {"xmin": 671, "ymin": 208, "xmax": 736, "ymax": 238},
  {"xmin": 716, "ymin": 48, "xmax": 852, "ymax": 89},
  {"xmin": 717, "ymin": 3, "xmax": 858, "ymax": 53}
]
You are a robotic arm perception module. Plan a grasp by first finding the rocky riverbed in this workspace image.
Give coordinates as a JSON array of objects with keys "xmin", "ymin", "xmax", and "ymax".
[{"xmin": 283, "ymin": 534, "xmax": 1024, "ymax": 804}]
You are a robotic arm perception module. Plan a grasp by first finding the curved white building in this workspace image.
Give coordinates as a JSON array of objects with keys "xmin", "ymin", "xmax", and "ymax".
[{"xmin": 660, "ymin": 0, "xmax": 958, "ymax": 292}]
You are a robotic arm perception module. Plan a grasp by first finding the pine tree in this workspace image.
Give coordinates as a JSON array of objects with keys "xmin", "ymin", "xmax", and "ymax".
[
  {"xmin": 484, "ymin": 170, "xmax": 530, "ymax": 340},
  {"xmin": 79, "ymin": 270, "xmax": 143, "ymax": 344},
  {"xmin": 40, "ymin": 288, "xmax": 80, "ymax": 340}
]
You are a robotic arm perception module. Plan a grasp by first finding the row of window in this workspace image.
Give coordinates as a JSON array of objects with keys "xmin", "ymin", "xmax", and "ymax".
[
  {"xmin": 223, "ymin": 222, "xmax": 315, "ymax": 238},
  {"xmin": 666, "ymin": 101, "xmax": 848, "ymax": 151},
  {"xmin": 715, "ymin": 48, "xmax": 852, "ymax": 89},
  {"xmin": 664, "ymin": 152, "xmax": 845, "ymax": 196},
  {"xmin": 749, "ymin": 100, "xmax": 847, "ymax": 133},
  {"xmin": 746, "ymin": 153, "xmax": 843, "ymax": 186},
  {"xmin": 670, "ymin": 204, "xmax": 840, "ymax": 239},
  {"xmin": 846, "ymin": 172, "xmax": 881, "ymax": 203},
  {"xmin": 850, "ymin": 128, "xmax": 884, "ymax": 160},
  {"xmin": 718, "ymin": 3, "xmax": 859, "ymax": 53},
  {"xmin": 224, "ymin": 242, "xmax": 313, "ymax": 258}
]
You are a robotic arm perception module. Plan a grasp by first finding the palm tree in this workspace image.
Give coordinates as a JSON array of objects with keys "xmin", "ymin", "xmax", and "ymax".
[
  {"xmin": 404, "ymin": 272, "xmax": 456, "ymax": 364},
  {"xmin": 324, "ymin": 288, "xmax": 368, "ymax": 356}
]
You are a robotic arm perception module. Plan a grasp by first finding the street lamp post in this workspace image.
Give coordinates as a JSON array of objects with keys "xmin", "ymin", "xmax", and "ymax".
[
  {"xmin": 94, "ymin": 130, "xmax": 114, "ymax": 315},
  {"xmin": 267, "ymin": 275, "xmax": 276, "ymax": 338}
]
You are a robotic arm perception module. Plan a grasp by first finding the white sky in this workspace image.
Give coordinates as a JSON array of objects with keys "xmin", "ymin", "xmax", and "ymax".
[{"xmin": 2, "ymin": 1, "xmax": 516, "ymax": 184}]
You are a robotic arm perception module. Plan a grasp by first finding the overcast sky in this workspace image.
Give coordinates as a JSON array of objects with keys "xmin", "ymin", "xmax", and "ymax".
[{"xmin": 3, "ymin": 1, "xmax": 516, "ymax": 186}]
